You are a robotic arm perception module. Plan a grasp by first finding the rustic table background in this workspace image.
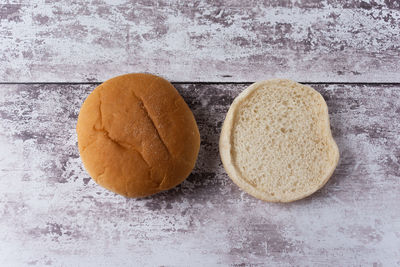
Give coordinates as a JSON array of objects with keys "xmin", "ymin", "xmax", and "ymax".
[{"xmin": 1, "ymin": 1, "xmax": 399, "ymax": 266}]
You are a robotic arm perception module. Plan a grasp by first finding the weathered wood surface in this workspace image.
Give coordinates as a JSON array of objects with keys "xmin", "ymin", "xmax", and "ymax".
[
  {"xmin": 0, "ymin": 83, "xmax": 399, "ymax": 266},
  {"xmin": 1, "ymin": 1, "xmax": 400, "ymax": 83}
]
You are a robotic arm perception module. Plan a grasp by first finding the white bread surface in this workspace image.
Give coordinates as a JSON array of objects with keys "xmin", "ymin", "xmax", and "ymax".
[{"xmin": 219, "ymin": 79, "xmax": 339, "ymax": 202}]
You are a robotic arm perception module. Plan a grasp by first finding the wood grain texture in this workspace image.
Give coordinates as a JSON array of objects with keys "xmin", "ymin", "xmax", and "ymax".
[
  {"xmin": 1, "ymin": 0, "xmax": 400, "ymax": 83},
  {"xmin": 0, "ymin": 83, "xmax": 399, "ymax": 266}
]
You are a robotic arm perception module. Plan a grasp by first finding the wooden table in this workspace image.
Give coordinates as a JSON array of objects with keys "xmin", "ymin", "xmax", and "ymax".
[{"xmin": 1, "ymin": 1, "xmax": 399, "ymax": 266}]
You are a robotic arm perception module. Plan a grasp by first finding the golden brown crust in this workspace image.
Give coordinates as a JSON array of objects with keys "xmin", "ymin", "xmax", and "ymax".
[{"xmin": 76, "ymin": 73, "xmax": 200, "ymax": 197}]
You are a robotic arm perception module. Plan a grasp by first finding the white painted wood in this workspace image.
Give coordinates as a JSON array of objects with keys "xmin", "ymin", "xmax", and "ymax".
[
  {"xmin": 0, "ymin": 83, "xmax": 399, "ymax": 266},
  {"xmin": 0, "ymin": 1, "xmax": 400, "ymax": 82}
]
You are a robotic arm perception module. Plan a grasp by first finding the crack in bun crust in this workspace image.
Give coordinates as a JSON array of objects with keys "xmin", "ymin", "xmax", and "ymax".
[{"xmin": 76, "ymin": 73, "xmax": 200, "ymax": 197}]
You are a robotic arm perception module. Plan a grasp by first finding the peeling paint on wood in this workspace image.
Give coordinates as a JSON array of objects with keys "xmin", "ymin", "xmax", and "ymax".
[
  {"xmin": 0, "ymin": 83, "xmax": 399, "ymax": 266},
  {"xmin": 0, "ymin": 1, "xmax": 400, "ymax": 82}
]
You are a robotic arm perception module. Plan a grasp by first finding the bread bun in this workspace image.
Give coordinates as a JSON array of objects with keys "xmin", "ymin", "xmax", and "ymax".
[
  {"xmin": 219, "ymin": 79, "xmax": 339, "ymax": 202},
  {"xmin": 76, "ymin": 73, "xmax": 200, "ymax": 197}
]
